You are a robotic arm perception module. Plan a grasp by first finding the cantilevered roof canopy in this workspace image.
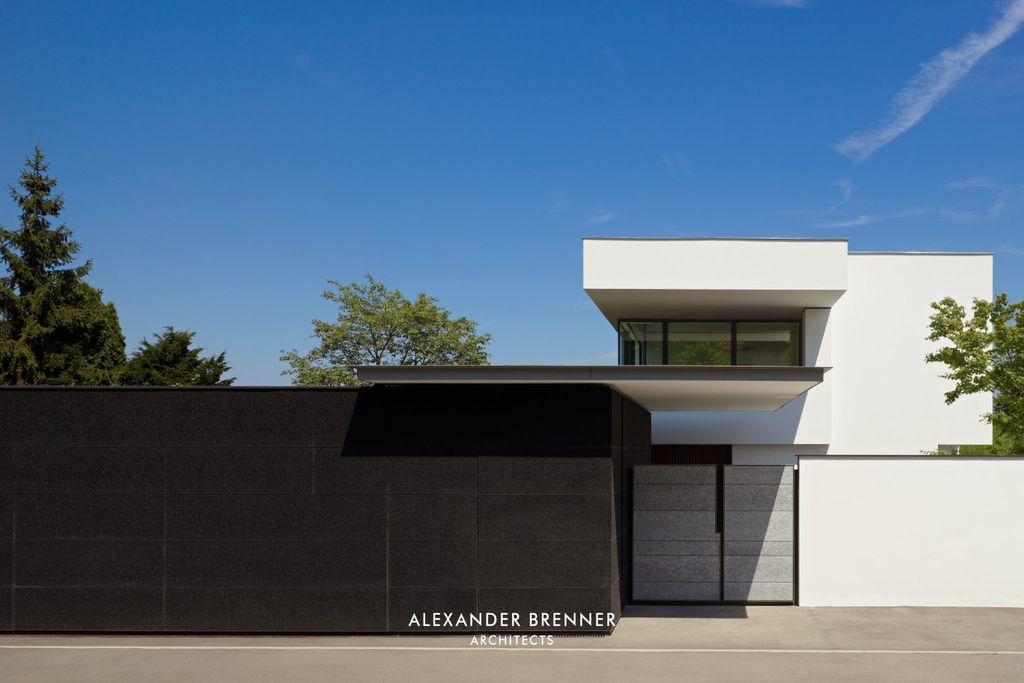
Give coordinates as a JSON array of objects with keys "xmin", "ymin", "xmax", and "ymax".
[
  {"xmin": 355, "ymin": 365, "xmax": 829, "ymax": 412},
  {"xmin": 583, "ymin": 238, "xmax": 848, "ymax": 322}
]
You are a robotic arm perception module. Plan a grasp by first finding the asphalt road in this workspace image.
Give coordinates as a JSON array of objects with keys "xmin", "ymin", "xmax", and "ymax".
[{"xmin": 2, "ymin": 606, "xmax": 1022, "ymax": 682}]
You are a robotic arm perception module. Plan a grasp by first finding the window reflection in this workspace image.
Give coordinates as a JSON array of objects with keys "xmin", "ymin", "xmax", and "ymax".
[
  {"xmin": 617, "ymin": 320, "xmax": 802, "ymax": 366},
  {"xmin": 667, "ymin": 323, "xmax": 731, "ymax": 365},
  {"xmin": 618, "ymin": 322, "xmax": 663, "ymax": 365},
  {"xmin": 735, "ymin": 322, "xmax": 800, "ymax": 366}
]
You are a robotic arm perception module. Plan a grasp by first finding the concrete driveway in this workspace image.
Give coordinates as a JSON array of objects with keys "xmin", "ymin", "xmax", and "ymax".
[{"xmin": 2, "ymin": 606, "xmax": 1023, "ymax": 682}]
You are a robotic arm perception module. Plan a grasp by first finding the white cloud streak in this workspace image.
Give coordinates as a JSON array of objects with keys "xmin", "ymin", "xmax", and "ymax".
[
  {"xmin": 819, "ymin": 208, "xmax": 929, "ymax": 229},
  {"xmin": 836, "ymin": 179, "xmax": 855, "ymax": 203},
  {"xmin": 603, "ymin": 49, "xmax": 626, "ymax": 73},
  {"xmin": 944, "ymin": 176, "xmax": 999, "ymax": 189},
  {"xmin": 747, "ymin": 0, "xmax": 809, "ymax": 7},
  {"xmin": 990, "ymin": 188, "xmax": 1012, "ymax": 217},
  {"xmin": 834, "ymin": 0, "xmax": 1024, "ymax": 161},
  {"xmin": 585, "ymin": 208, "xmax": 616, "ymax": 224}
]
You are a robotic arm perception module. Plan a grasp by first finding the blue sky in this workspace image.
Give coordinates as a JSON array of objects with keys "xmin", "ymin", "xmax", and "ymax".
[{"xmin": 2, "ymin": 0, "xmax": 1023, "ymax": 383}]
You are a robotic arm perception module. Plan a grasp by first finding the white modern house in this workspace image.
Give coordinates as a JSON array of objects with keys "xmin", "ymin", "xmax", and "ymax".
[
  {"xmin": 4, "ymin": 235, "xmax": 1020, "ymax": 634},
  {"xmin": 584, "ymin": 237, "xmax": 993, "ymax": 461}
]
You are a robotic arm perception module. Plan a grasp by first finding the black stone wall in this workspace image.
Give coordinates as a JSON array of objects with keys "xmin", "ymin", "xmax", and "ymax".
[{"xmin": 0, "ymin": 384, "xmax": 650, "ymax": 633}]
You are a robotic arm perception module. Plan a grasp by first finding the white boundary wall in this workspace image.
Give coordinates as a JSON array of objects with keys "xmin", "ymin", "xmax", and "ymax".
[{"xmin": 798, "ymin": 457, "xmax": 1024, "ymax": 607}]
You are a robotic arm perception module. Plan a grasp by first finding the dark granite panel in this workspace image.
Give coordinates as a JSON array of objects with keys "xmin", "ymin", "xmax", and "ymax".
[
  {"xmin": 16, "ymin": 493, "xmax": 163, "ymax": 540},
  {"xmin": 388, "ymin": 457, "xmax": 477, "ymax": 495},
  {"xmin": 12, "ymin": 390, "xmax": 336, "ymax": 449},
  {"xmin": 388, "ymin": 588, "xmax": 478, "ymax": 632},
  {"xmin": 387, "ymin": 495, "xmax": 477, "ymax": 541},
  {"xmin": 479, "ymin": 540, "xmax": 612, "ymax": 588},
  {"xmin": 0, "ymin": 446, "xmax": 11, "ymax": 491},
  {"xmin": 312, "ymin": 390, "xmax": 359, "ymax": 448},
  {"xmin": 16, "ymin": 540, "xmax": 163, "ymax": 588},
  {"xmin": 166, "ymin": 494, "xmax": 385, "ymax": 540},
  {"xmin": 166, "ymin": 447, "xmax": 314, "ymax": 494},
  {"xmin": 165, "ymin": 588, "xmax": 387, "ymax": 632},
  {"xmin": 479, "ymin": 495, "xmax": 612, "ymax": 541},
  {"xmin": 0, "ymin": 540, "xmax": 10, "ymax": 589},
  {"xmin": 0, "ymin": 494, "xmax": 10, "ymax": 539},
  {"xmin": 12, "ymin": 390, "xmax": 178, "ymax": 447},
  {"xmin": 166, "ymin": 540, "xmax": 385, "ymax": 589},
  {"xmin": 14, "ymin": 588, "xmax": 163, "ymax": 631},
  {"xmin": 477, "ymin": 587, "xmax": 615, "ymax": 632},
  {"xmin": 0, "ymin": 581, "xmax": 9, "ymax": 632},
  {"xmin": 14, "ymin": 447, "xmax": 163, "ymax": 493},
  {"xmin": 388, "ymin": 541, "xmax": 478, "ymax": 588},
  {"xmin": 0, "ymin": 391, "xmax": 13, "ymax": 447},
  {"xmin": 155, "ymin": 391, "xmax": 320, "ymax": 447},
  {"xmin": 479, "ymin": 457, "xmax": 612, "ymax": 495},
  {"xmin": 314, "ymin": 451, "xmax": 387, "ymax": 494}
]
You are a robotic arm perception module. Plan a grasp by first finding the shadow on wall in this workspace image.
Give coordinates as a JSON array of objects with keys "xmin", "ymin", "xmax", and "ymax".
[{"xmin": 653, "ymin": 394, "xmax": 808, "ymax": 444}]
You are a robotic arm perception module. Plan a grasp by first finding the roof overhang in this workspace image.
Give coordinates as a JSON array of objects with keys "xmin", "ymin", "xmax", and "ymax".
[
  {"xmin": 583, "ymin": 238, "xmax": 848, "ymax": 324},
  {"xmin": 355, "ymin": 365, "xmax": 829, "ymax": 412}
]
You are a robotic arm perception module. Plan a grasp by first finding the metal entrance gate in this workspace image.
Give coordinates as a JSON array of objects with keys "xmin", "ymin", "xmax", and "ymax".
[{"xmin": 632, "ymin": 465, "xmax": 795, "ymax": 604}]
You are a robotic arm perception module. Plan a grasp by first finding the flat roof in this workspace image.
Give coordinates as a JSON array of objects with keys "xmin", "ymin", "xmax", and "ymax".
[{"xmin": 356, "ymin": 365, "xmax": 829, "ymax": 412}]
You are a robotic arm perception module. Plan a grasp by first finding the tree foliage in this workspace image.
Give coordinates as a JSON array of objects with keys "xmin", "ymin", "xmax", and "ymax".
[
  {"xmin": 669, "ymin": 341, "xmax": 730, "ymax": 366},
  {"xmin": 926, "ymin": 293, "xmax": 1024, "ymax": 451},
  {"xmin": 0, "ymin": 146, "xmax": 126, "ymax": 384},
  {"xmin": 122, "ymin": 327, "xmax": 234, "ymax": 386},
  {"xmin": 281, "ymin": 275, "xmax": 492, "ymax": 386}
]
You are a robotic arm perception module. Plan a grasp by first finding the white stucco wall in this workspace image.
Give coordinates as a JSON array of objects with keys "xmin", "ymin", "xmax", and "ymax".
[
  {"xmin": 798, "ymin": 457, "xmax": 1024, "ymax": 607},
  {"xmin": 828, "ymin": 254, "xmax": 991, "ymax": 453}
]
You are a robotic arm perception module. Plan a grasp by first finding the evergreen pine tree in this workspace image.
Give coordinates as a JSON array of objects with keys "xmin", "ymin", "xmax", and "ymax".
[
  {"xmin": 122, "ymin": 327, "xmax": 234, "ymax": 386},
  {"xmin": 0, "ymin": 145, "xmax": 126, "ymax": 384}
]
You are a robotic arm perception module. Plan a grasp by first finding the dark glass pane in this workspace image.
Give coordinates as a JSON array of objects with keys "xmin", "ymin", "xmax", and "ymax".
[
  {"xmin": 618, "ymin": 322, "xmax": 664, "ymax": 365},
  {"xmin": 666, "ymin": 323, "xmax": 731, "ymax": 365},
  {"xmin": 736, "ymin": 322, "xmax": 800, "ymax": 366}
]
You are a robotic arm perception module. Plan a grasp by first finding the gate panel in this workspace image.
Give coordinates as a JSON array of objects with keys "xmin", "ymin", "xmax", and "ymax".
[
  {"xmin": 632, "ymin": 466, "xmax": 719, "ymax": 601},
  {"xmin": 723, "ymin": 465, "xmax": 794, "ymax": 602}
]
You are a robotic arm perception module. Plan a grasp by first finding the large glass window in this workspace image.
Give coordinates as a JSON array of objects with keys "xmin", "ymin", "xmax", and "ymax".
[
  {"xmin": 618, "ymin": 322, "xmax": 663, "ymax": 365},
  {"xmin": 617, "ymin": 319, "xmax": 802, "ymax": 366},
  {"xmin": 735, "ymin": 322, "xmax": 800, "ymax": 366},
  {"xmin": 667, "ymin": 323, "xmax": 731, "ymax": 365}
]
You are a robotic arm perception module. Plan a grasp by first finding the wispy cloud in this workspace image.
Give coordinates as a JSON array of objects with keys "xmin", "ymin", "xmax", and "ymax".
[
  {"xmin": 944, "ymin": 176, "xmax": 999, "ymax": 189},
  {"xmin": 836, "ymin": 179, "xmax": 855, "ymax": 203},
  {"xmin": 662, "ymin": 154, "xmax": 693, "ymax": 175},
  {"xmin": 603, "ymin": 49, "xmax": 626, "ymax": 73},
  {"xmin": 834, "ymin": 0, "xmax": 1024, "ymax": 161},
  {"xmin": 819, "ymin": 208, "xmax": 929, "ymax": 229},
  {"xmin": 585, "ymin": 208, "xmax": 616, "ymax": 224},
  {"xmin": 941, "ymin": 209, "xmax": 984, "ymax": 222},
  {"xmin": 990, "ymin": 187, "xmax": 1012, "ymax": 217},
  {"xmin": 744, "ymin": 0, "xmax": 810, "ymax": 7},
  {"xmin": 940, "ymin": 179, "xmax": 1017, "ymax": 219},
  {"xmin": 999, "ymin": 245, "xmax": 1024, "ymax": 255}
]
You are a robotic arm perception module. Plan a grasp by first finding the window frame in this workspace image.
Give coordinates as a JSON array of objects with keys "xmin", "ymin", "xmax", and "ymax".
[{"xmin": 617, "ymin": 318, "xmax": 804, "ymax": 367}]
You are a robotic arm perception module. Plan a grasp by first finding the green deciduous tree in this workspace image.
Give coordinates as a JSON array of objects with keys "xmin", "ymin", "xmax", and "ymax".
[
  {"xmin": 122, "ymin": 327, "xmax": 234, "ymax": 386},
  {"xmin": 0, "ymin": 145, "xmax": 126, "ymax": 384},
  {"xmin": 926, "ymin": 293, "xmax": 1024, "ymax": 453},
  {"xmin": 281, "ymin": 275, "xmax": 492, "ymax": 386}
]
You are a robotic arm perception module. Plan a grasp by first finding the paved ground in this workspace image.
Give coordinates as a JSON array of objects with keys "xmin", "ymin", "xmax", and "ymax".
[{"xmin": 2, "ymin": 606, "xmax": 1023, "ymax": 682}]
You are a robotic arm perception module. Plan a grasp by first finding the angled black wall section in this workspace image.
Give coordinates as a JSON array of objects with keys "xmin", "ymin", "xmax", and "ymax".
[{"xmin": 0, "ymin": 385, "xmax": 650, "ymax": 634}]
